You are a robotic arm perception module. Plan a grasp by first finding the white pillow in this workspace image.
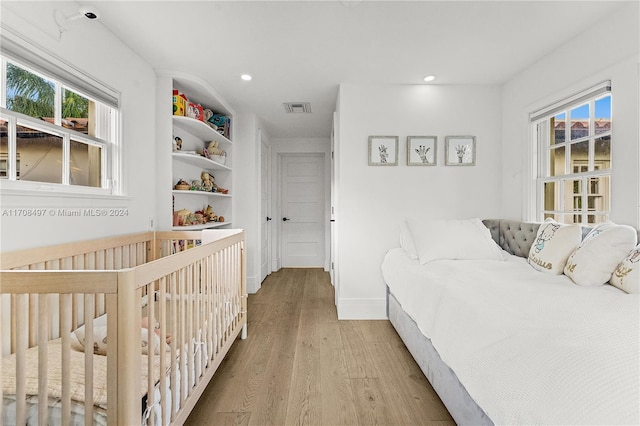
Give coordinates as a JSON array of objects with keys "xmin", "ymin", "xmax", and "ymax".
[
  {"xmin": 407, "ymin": 218, "xmax": 503, "ymax": 264},
  {"xmin": 75, "ymin": 314, "xmax": 169, "ymax": 355},
  {"xmin": 564, "ymin": 222, "xmax": 638, "ymax": 286},
  {"xmin": 91, "ymin": 326, "xmax": 109, "ymax": 355},
  {"xmin": 400, "ymin": 219, "xmax": 418, "ymax": 260},
  {"xmin": 610, "ymin": 245, "xmax": 640, "ymax": 294},
  {"xmin": 528, "ymin": 219, "xmax": 582, "ymax": 274},
  {"xmin": 74, "ymin": 313, "xmax": 107, "ymax": 347}
]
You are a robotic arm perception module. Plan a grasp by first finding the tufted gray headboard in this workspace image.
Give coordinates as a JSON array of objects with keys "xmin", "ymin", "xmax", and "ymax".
[
  {"xmin": 482, "ymin": 219, "xmax": 540, "ymax": 257},
  {"xmin": 482, "ymin": 219, "xmax": 640, "ymax": 258}
]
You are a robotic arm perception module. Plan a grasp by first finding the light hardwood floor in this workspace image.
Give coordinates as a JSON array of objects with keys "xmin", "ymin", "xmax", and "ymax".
[{"xmin": 186, "ymin": 268, "xmax": 455, "ymax": 426}]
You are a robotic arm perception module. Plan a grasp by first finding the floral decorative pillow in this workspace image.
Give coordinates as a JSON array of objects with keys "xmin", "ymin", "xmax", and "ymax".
[
  {"xmin": 564, "ymin": 222, "xmax": 638, "ymax": 286},
  {"xmin": 610, "ymin": 245, "xmax": 640, "ymax": 293},
  {"xmin": 528, "ymin": 219, "xmax": 582, "ymax": 274}
]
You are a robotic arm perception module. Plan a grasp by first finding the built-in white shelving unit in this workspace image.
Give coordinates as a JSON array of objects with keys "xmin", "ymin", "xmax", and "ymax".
[{"xmin": 157, "ymin": 71, "xmax": 235, "ymax": 231}]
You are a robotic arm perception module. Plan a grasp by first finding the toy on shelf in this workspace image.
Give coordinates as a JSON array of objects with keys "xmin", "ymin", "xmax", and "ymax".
[
  {"xmin": 209, "ymin": 114, "xmax": 231, "ymax": 139},
  {"xmin": 174, "ymin": 179, "xmax": 190, "ymax": 190},
  {"xmin": 172, "ymin": 90, "xmax": 187, "ymax": 116},
  {"xmin": 173, "ymin": 136, "xmax": 182, "ymax": 151},
  {"xmin": 187, "ymin": 102, "xmax": 204, "ymax": 121},
  {"xmin": 200, "ymin": 171, "xmax": 229, "ymax": 194},
  {"xmin": 197, "ymin": 140, "xmax": 226, "ymax": 163},
  {"xmin": 201, "ymin": 171, "xmax": 214, "ymax": 192},
  {"xmin": 173, "ymin": 209, "xmax": 191, "ymax": 226},
  {"xmin": 203, "ymin": 205, "xmax": 217, "ymax": 222}
]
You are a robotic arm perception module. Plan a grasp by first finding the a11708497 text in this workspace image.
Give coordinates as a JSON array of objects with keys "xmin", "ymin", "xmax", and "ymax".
[{"xmin": 1, "ymin": 208, "xmax": 129, "ymax": 217}]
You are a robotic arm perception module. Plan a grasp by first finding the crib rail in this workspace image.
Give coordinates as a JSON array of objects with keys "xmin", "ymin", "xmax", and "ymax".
[{"xmin": 1, "ymin": 230, "xmax": 247, "ymax": 426}]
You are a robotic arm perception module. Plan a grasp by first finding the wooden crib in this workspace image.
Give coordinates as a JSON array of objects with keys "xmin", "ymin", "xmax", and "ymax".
[{"xmin": 1, "ymin": 229, "xmax": 247, "ymax": 426}]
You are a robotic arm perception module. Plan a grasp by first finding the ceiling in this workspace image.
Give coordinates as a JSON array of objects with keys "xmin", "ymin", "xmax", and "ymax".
[{"xmin": 15, "ymin": 1, "xmax": 631, "ymax": 139}]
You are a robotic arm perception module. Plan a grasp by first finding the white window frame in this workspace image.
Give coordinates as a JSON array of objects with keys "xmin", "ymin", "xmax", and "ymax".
[
  {"xmin": 0, "ymin": 32, "xmax": 121, "ymax": 197},
  {"xmin": 530, "ymin": 81, "xmax": 612, "ymax": 224}
]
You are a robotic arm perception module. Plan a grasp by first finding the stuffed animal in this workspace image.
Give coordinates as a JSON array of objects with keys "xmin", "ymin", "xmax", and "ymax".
[
  {"xmin": 207, "ymin": 141, "xmax": 224, "ymax": 156},
  {"xmin": 201, "ymin": 171, "xmax": 215, "ymax": 192},
  {"xmin": 204, "ymin": 205, "xmax": 217, "ymax": 222}
]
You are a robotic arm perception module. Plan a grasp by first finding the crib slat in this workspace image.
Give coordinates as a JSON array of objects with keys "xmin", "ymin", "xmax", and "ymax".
[
  {"xmin": 179, "ymin": 267, "xmax": 187, "ymax": 403},
  {"xmin": 15, "ymin": 294, "xmax": 27, "ymax": 426},
  {"xmin": 170, "ymin": 271, "xmax": 178, "ymax": 423},
  {"xmin": 115, "ymin": 246, "xmax": 122, "ymax": 269},
  {"xmin": 29, "ymin": 293, "xmax": 37, "ymax": 348},
  {"xmin": 60, "ymin": 294, "xmax": 72, "ymax": 426},
  {"xmin": 84, "ymin": 295, "xmax": 95, "ymax": 425},
  {"xmin": 0, "ymin": 291, "xmax": 3, "ymax": 423},
  {"xmin": 187, "ymin": 263, "xmax": 194, "ymax": 394},
  {"xmin": 214, "ymin": 251, "xmax": 221, "ymax": 355},
  {"xmin": 106, "ymin": 294, "xmax": 118, "ymax": 425},
  {"xmin": 38, "ymin": 294, "xmax": 48, "ymax": 426},
  {"xmin": 147, "ymin": 281, "xmax": 156, "ymax": 426},
  {"xmin": 159, "ymin": 276, "xmax": 168, "ymax": 426}
]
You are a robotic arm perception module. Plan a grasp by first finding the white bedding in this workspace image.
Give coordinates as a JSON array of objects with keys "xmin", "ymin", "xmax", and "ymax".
[{"xmin": 382, "ymin": 248, "xmax": 640, "ymax": 425}]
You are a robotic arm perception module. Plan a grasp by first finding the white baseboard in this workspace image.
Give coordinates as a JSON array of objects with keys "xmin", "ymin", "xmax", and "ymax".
[
  {"xmin": 272, "ymin": 258, "xmax": 280, "ymax": 272},
  {"xmin": 337, "ymin": 298, "xmax": 387, "ymax": 320},
  {"xmin": 246, "ymin": 275, "xmax": 261, "ymax": 294}
]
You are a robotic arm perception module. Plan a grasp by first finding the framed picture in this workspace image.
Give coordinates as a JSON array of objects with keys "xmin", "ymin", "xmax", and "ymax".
[
  {"xmin": 407, "ymin": 136, "xmax": 437, "ymax": 166},
  {"xmin": 368, "ymin": 136, "xmax": 398, "ymax": 166},
  {"xmin": 445, "ymin": 136, "xmax": 476, "ymax": 166}
]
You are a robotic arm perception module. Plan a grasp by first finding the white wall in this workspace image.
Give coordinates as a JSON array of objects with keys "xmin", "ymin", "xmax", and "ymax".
[
  {"xmin": 501, "ymin": 2, "xmax": 640, "ymax": 227},
  {"xmin": 233, "ymin": 113, "xmax": 264, "ymax": 293},
  {"xmin": 0, "ymin": 3, "xmax": 157, "ymax": 251},
  {"xmin": 336, "ymin": 84, "xmax": 503, "ymax": 319}
]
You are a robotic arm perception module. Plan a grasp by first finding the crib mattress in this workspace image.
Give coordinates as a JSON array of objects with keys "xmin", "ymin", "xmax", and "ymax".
[
  {"xmin": 2, "ymin": 338, "xmax": 160, "ymax": 407},
  {"xmin": 2, "ymin": 329, "xmax": 214, "ymax": 426},
  {"xmin": 382, "ymin": 248, "xmax": 640, "ymax": 425}
]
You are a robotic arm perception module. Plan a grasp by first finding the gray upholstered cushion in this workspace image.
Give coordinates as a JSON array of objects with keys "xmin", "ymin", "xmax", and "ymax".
[{"xmin": 483, "ymin": 219, "xmax": 540, "ymax": 258}]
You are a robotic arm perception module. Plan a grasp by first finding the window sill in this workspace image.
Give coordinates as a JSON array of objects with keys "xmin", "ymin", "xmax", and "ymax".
[{"xmin": 0, "ymin": 185, "xmax": 131, "ymax": 202}]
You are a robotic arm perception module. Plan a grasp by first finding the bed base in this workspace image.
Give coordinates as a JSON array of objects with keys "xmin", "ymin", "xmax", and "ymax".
[
  {"xmin": 387, "ymin": 291, "xmax": 493, "ymax": 426},
  {"xmin": 1, "ymin": 229, "xmax": 247, "ymax": 426}
]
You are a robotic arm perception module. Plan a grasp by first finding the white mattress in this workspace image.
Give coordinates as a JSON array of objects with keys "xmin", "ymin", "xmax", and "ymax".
[{"xmin": 382, "ymin": 248, "xmax": 640, "ymax": 425}]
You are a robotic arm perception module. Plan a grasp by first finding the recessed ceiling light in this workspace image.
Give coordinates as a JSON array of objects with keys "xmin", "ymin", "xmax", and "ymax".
[
  {"xmin": 423, "ymin": 75, "xmax": 436, "ymax": 82},
  {"xmin": 241, "ymin": 74, "xmax": 252, "ymax": 81}
]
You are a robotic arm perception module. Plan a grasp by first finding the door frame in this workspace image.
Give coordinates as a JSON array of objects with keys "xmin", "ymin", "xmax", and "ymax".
[
  {"xmin": 260, "ymin": 131, "xmax": 272, "ymax": 282},
  {"xmin": 271, "ymin": 147, "xmax": 331, "ymax": 272}
]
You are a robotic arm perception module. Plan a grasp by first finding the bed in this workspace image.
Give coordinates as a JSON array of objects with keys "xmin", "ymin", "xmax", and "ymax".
[
  {"xmin": 383, "ymin": 218, "xmax": 640, "ymax": 425},
  {"xmin": 1, "ymin": 229, "xmax": 247, "ymax": 426}
]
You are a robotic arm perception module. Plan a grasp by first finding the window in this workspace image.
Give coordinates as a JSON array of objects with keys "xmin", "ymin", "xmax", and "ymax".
[
  {"xmin": 0, "ymin": 55, "xmax": 119, "ymax": 194},
  {"xmin": 531, "ymin": 82, "xmax": 611, "ymax": 224}
]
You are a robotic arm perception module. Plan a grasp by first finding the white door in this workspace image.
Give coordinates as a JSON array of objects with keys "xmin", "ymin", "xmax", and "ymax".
[
  {"xmin": 281, "ymin": 154, "xmax": 325, "ymax": 267},
  {"xmin": 260, "ymin": 137, "xmax": 271, "ymax": 282}
]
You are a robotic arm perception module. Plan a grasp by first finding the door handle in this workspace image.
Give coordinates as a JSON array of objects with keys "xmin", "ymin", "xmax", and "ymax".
[
  {"xmin": 282, "ymin": 217, "xmax": 289, "ymax": 221},
  {"xmin": 266, "ymin": 217, "xmax": 272, "ymax": 221}
]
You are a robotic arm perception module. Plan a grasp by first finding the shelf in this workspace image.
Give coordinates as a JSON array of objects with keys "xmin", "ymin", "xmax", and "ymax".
[
  {"xmin": 172, "ymin": 116, "xmax": 232, "ymax": 146},
  {"xmin": 160, "ymin": 71, "xmax": 234, "ymax": 232},
  {"xmin": 172, "ymin": 190, "xmax": 231, "ymax": 198},
  {"xmin": 172, "ymin": 222, "xmax": 231, "ymax": 231},
  {"xmin": 172, "ymin": 152, "xmax": 231, "ymax": 171}
]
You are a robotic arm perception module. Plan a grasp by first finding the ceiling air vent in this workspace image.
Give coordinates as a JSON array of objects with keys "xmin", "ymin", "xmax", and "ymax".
[{"xmin": 283, "ymin": 102, "xmax": 312, "ymax": 113}]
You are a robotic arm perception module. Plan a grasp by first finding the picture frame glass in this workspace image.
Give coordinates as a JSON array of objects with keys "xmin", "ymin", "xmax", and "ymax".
[
  {"xmin": 407, "ymin": 136, "xmax": 436, "ymax": 165},
  {"xmin": 445, "ymin": 136, "xmax": 475, "ymax": 165},
  {"xmin": 369, "ymin": 136, "xmax": 398, "ymax": 166}
]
